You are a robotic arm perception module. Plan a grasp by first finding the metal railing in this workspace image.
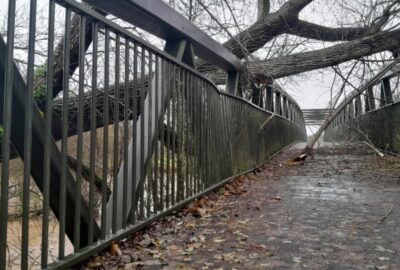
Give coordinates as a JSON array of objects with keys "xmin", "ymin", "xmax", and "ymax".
[
  {"xmin": 324, "ymin": 63, "xmax": 400, "ymax": 143},
  {"xmin": 0, "ymin": 0, "xmax": 306, "ymax": 269}
]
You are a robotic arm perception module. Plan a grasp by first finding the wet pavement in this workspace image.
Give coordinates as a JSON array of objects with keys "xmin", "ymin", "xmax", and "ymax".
[{"xmin": 83, "ymin": 143, "xmax": 400, "ymax": 270}]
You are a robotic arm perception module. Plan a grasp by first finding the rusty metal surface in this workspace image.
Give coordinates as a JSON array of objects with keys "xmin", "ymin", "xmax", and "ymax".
[{"xmin": 82, "ymin": 142, "xmax": 400, "ymax": 269}]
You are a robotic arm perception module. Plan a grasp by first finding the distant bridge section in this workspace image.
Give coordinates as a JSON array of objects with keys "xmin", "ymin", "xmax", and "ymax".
[{"xmin": 302, "ymin": 109, "xmax": 331, "ymax": 126}]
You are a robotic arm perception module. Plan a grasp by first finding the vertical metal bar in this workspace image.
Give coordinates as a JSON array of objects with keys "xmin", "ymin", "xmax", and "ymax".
[
  {"xmin": 196, "ymin": 77, "xmax": 202, "ymax": 192},
  {"xmin": 206, "ymin": 81, "xmax": 210, "ymax": 185},
  {"xmin": 122, "ymin": 39, "xmax": 130, "ymax": 229},
  {"xmin": 199, "ymin": 80, "xmax": 204, "ymax": 188},
  {"xmin": 185, "ymin": 72, "xmax": 190, "ymax": 197},
  {"xmin": 130, "ymin": 42, "xmax": 138, "ymax": 224},
  {"xmin": 355, "ymin": 96, "xmax": 362, "ymax": 116},
  {"xmin": 182, "ymin": 69, "xmax": 186, "ymax": 199},
  {"xmin": 226, "ymin": 71, "xmax": 239, "ymax": 95},
  {"xmin": 166, "ymin": 62, "xmax": 171, "ymax": 208},
  {"xmin": 159, "ymin": 59, "xmax": 165, "ymax": 211},
  {"xmin": 0, "ymin": 0, "xmax": 16, "ymax": 267},
  {"xmin": 74, "ymin": 14, "xmax": 86, "ymax": 252},
  {"xmin": 197, "ymin": 78, "xmax": 202, "ymax": 192},
  {"xmin": 365, "ymin": 86, "xmax": 375, "ymax": 112},
  {"xmin": 88, "ymin": 21, "xmax": 98, "ymax": 245},
  {"xmin": 41, "ymin": 0, "xmax": 55, "ymax": 267},
  {"xmin": 112, "ymin": 34, "xmax": 121, "ymax": 234},
  {"xmin": 381, "ymin": 79, "xmax": 393, "ymax": 105},
  {"xmin": 349, "ymin": 101, "xmax": 354, "ymax": 119},
  {"xmin": 154, "ymin": 55, "xmax": 160, "ymax": 212},
  {"xmin": 380, "ymin": 83, "xmax": 386, "ymax": 107},
  {"xmin": 139, "ymin": 46, "xmax": 146, "ymax": 219},
  {"xmin": 59, "ymin": 8, "xmax": 72, "ymax": 260},
  {"xmin": 101, "ymin": 28, "xmax": 110, "ymax": 238},
  {"xmin": 21, "ymin": 0, "xmax": 37, "ymax": 268},
  {"xmin": 206, "ymin": 84, "xmax": 211, "ymax": 185},
  {"xmin": 208, "ymin": 84, "xmax": 212, "ymax": 184},
  {"xmin": 204, "ymin": 81, "xmax": 209, "ymax": 187},
  {"xmin": 190, "ymin": 73, "xmax": 196, "ymax": 195},
  {"xmin": 147, "ymin": 51, "xmax": 153, "ymax": 218},
  {"xmin": 176, "ymin": 68, "xmax": 182, "ymax": 201},
  {"xmin": 194, "ymin": 75, "xmax": 199, "ymax": 192},
  {"xmin": 171, "ymin": 65, "xmax": 177, "ymax": 205}
]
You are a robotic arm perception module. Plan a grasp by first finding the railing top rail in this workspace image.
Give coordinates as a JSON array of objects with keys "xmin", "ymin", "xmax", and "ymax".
[{"xmin": 83, "ymin": 0, "xmax": 241, "ymax": 72}]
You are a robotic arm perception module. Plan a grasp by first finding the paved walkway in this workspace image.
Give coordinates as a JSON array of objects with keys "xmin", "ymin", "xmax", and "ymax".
[{"xmin": 84, "ymin": 143, "xmax": 400, "ymax": 270}]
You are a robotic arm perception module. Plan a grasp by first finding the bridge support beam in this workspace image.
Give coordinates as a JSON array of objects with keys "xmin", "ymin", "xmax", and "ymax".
[{"xmin": 105, "ymin": 38, "xmax": 196, "ymax": 233}]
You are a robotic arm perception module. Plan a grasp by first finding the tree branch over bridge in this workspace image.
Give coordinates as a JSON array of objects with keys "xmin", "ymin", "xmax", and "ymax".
[{"xmin": 5, "ymin": 0, "xmax": 400, "ymax": 152}]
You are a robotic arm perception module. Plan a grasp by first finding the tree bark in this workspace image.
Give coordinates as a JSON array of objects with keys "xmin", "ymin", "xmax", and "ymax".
[
  {"xmin": 249, "ymin": 29, "xmax": 400, "ymax": 80},
  {"xmin": 34, "ymin": 3, "xmax": 107, "ymax": 106},
  {"xmin": 197, "ymin": 0, "xmax": 313, "ymax": 73}
]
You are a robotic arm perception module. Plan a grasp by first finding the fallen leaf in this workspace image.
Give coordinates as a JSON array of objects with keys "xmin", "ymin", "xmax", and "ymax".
[
  {"xmin": 213, "ymin": 238, "xmax": 225, "ymax": 243},
  {"xmin": 110, "ymin": 241, "xmax": 121, "ymax": 256},
  {"xmin": 238, "ymin": 218, "xmax": 250, "ymax": 225},
  {"xmin": 188, "ymin": 242, "xmax": 202, "ymax": 249}
]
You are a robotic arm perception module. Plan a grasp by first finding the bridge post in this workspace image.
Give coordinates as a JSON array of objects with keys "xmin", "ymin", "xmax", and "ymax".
[
  {"xmin": 275, "ymin": 91, "xmax": 282, "ymax": 116},
  {"xmin": 380, "ymin": 78, "xmax": 393, "ymax": 106},
  {"xmin": 250, "ymin": 83, "xmax": 264, "ymax": 107},
  {"xmin": 226, "ymin": 71, "xmax": 239, "ymax": 95},
  {"xmin": 282, "ymin": 96, "xmax": 288, "ymax": 118},
  {"xmin": 348, "ymin": 102, "xmax": 354, "ymax": 120},
  {"xmin": 365, "ymin": 86, "xmax": 375, "ymax": 112},
  {"xmin": 343, "ymin": 110, "xmax": 346, "ymax": 123},
  {"xmin": 355, "ymin": 96, "xmax": 362, "ymax": 116},
  {"xmin": 266, "ymin": 85, "xmax": 274, "ymax": 112}
]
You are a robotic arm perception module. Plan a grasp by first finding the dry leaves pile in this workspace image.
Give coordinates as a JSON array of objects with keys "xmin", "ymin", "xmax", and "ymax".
[{"xmin": 81, "ymin": 173, "xmax": 266, "ymax": 270}]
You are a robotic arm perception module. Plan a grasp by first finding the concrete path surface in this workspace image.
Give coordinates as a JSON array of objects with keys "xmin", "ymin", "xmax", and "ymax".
[{"xmin": 83, "ymin": 143, "xmax": 400, "ymax": 270}]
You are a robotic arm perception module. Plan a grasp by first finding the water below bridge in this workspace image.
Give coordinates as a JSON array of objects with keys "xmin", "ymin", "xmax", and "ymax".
[{"xmin": 82, "ymin": 142, "xmax": 400, "ymax": 270}]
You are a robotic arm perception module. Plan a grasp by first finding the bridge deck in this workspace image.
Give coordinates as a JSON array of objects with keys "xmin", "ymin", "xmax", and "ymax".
[{"xmin": 83, "ymin": 143, "xmax": 400, "ymax": 269}]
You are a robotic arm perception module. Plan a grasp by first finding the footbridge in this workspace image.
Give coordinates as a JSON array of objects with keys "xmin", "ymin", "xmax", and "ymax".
[{"xmin": 0, "ymin": 1, "xmax": 399, "ymax": 269}]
